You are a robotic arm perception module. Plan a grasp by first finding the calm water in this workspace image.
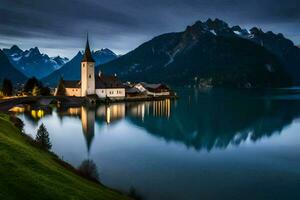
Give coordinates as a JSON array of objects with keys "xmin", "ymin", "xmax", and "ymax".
[{"xmin": 17, "ymin": 88, "xmax": 300, "ymax": 200}]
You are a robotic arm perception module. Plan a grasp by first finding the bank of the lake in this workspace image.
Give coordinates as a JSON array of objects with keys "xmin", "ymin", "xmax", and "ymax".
[{"xmin": 0, "ymin": 113, "xmax": 132, "ymax": 200}]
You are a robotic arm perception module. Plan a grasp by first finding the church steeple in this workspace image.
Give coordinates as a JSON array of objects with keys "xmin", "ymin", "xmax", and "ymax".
[
  {"xmin": 81, "ymin": 34, "xmax": 95, "ymax": 96},
  {"xmin": 82, "ymin": 34, "xmax": 95, "ymax": 63}
]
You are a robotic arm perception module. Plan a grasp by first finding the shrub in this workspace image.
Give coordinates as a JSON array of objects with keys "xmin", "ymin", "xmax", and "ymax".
[
  {"xmin": 9, "ymin": 115, "xmax": 24, "ymax": 133},
  {"xmin": 35, "ymin": 123, "xmax": 52, "ymax": 150},
  {"xmin": 129, "ymin": 187, "xmax": 144, "ymax": 200},
  {"xmin": 78, "ymin": 160, "xmax": 99, "ymax": 182}
]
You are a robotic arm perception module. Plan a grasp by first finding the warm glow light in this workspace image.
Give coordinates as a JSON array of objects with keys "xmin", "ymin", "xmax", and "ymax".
[
  {"xmin": 9, "ymin": 106, "xmax": 25, "ymax": 113},
  {"xmin": 31, "ymin": 109, "xmax": 44, "ymax": 119},
  {"xmin": 106, "ymin": 107, "xmax": 111, "ymax": 124},
  {"xmin": 68, "ymin": 107, "xmax": 81, "ymax": 115}
]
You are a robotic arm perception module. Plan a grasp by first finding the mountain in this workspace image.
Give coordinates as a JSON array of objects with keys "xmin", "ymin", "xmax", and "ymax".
[
  {"xmin": 0, "ymin": 50, "xmax": 27, "ymax": 84},
  {"xmin": 98, "ymin": 18, "xmax": 294, "ymax": 88},
  {"xmin": 43, "ymin": 49, "xmax": 118, "ymax": 86},
  {"xmin": 3, "ymin": 45, "xmax": 69, "ymax": 78},
  {"xmin": 231, "ymin": 26, "xmax": 300, "ymax": 84}
]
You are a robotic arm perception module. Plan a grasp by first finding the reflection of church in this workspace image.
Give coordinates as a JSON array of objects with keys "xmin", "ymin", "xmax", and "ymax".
[
  {"xmin": 126, "ymin": 99, "xmax": 171, "ymax": 119},
  {"xmin": 81, "ymin": 107, "xmax": 95, "ymax": 152},
  {"xmin": 59, "ymin": 99, "xmax": 172, "ymax": 152}
]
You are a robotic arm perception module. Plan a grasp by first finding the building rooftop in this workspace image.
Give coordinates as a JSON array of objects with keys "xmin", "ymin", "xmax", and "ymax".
[
  {"xmin": 62, "ymin": 80, "xmax": 81, "ymax": 88},
  {"xmin": 81, "ymin": 36, "xmax": 95, "ymax": 63},
  {"xmin": 95, "ymin": 74, "xmax": 124, "ymax": 89}
]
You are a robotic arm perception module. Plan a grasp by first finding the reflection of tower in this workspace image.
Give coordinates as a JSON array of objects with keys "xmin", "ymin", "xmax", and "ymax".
[{"xmin": 81, "ymin": 106, "xmax": 95, "ymax": 153}]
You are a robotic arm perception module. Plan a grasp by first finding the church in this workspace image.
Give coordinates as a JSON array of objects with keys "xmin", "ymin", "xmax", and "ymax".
[{"xmin": 55, "ymin": 37, "xmax": 125, "ymax": 99}]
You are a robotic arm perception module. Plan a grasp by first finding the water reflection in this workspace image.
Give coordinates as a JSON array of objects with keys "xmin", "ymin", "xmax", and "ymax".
[
  {"xmin": 81, "ymin": 107, "xmax": 95, "ymax": 152},
  {"xmin": 12, "ymin": 91, "xmax": 300, "ymax": 152},
  {"xmin": 13, "ymin": 89, "xmax": 300, "ymax": 200}
]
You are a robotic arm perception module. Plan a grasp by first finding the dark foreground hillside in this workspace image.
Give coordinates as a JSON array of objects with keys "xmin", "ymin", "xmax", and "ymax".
[{"xmin": 0, "ymin": 114, "xmax": 132, "ymax": 200}]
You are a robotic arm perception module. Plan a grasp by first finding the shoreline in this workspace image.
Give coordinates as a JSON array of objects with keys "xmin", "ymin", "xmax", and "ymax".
[{"xmin": 0, "ymin": 95, "xmax": 178, "ymax": 111}]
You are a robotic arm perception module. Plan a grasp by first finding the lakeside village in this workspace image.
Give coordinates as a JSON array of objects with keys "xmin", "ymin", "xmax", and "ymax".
[
  {"xmin": 55, "ymin": 37, "xmax": 174, "ymax": 103},
  {"xmin": 0, "ymin": 38, "xmax": 175, "ymax": 106}
]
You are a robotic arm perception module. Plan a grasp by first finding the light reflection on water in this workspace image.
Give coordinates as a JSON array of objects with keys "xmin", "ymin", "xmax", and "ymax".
[{"xmin": 15, "ymin": 89, "xmax": 300, "ymax": 200}]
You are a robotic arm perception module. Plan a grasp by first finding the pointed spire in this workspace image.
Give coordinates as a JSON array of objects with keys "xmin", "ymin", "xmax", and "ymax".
[{"xmin": 81, "ymin": 33, "xmax": 95, "ymax": 63}]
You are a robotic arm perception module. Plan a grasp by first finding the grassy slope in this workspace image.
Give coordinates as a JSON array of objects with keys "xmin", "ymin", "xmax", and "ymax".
[{"xmin": 0, "ymin": 114, "xmax": 131, "ymax": 200}]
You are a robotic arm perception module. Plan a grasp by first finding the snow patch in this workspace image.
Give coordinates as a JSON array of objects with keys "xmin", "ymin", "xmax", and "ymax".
[
  {"xmin": 265, "ymin": 64, "xmax": 274, "ymax": 72},
  {"xmin": 164, "ymin": 49, "xmax": 180, "ymax": 67},
  {"xmin": 234, "ymin": 31, "xmax": 242, "ymax": 35},
  {"xmin": 210, "ymin": 30, "xmax": 217, "ymax": 35}
]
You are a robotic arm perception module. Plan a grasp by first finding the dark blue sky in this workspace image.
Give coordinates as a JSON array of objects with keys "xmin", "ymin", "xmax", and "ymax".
[{"xmin": 0, "ymin": 0, "xmax": 300, "ymax": 57}]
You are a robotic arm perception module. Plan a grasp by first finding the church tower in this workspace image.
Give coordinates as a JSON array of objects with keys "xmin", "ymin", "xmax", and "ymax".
[{"xmin": 81, "ymin": 36, "xmax": 95, "ymax": 96}]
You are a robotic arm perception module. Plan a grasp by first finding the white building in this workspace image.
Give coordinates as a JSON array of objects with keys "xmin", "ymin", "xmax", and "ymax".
[
  {"xmin": 55, "ymin": 37, "xmax": 125, "ymax": 99},
  {"xmin": 134, "ymin": 82, "xmax": 170, "ymax": 97}
]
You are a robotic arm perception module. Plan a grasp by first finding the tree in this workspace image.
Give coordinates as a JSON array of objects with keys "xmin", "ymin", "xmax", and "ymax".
[
  {"xmin": 78, "ymin": 160, "xmax": 99, "ymax": 182},
  {"xmin": 35, "ymin": 123, "xmax": 52, "ymax": 150},
  {"xmin": 2, "ymin": 79, "xmax": 13, "ymax": 96},
  {"xmin": 24, "ymin": 77, "xmax": 41, "ymax": 94},
  {"xmin": 9, "ymin": 115, "xmax": 24, "ymax": 133},
  {"xmin": 56, "ymin": 78, "xmax": 66, "ymax": 96},
  {"xmin": 40, "ymin": 86, "xmax": 51, "ymax": 96},
  {"xmin": 32, "ymin": 85, "xmax": 41, "ymax": 96}
]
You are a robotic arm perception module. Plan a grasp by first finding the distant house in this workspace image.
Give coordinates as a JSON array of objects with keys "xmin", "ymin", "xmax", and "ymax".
[
  {"xmin": 126, "ymin": 87, "xmax": 147, "ymax": 97},
  {"xmin": 134, "ymin": 82, "xmax": 170, "ymax": 96},
  {"xmin": 55, "ymin": 36, "xmax": 125, "ymax": 99}
]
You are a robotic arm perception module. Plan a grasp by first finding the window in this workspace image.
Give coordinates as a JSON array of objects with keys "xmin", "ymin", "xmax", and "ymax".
[
  {"xmin": 89, "ymin": 75, "xmax": 91, "ymax": 78},
  {"xmin": 83, "ymin": 64, "xmax": 85, "ymax": 67}
]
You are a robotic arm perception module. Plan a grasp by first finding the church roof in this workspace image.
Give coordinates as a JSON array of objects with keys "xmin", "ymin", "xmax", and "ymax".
[
  {"xmin": 62, "ymin": 80, "xmax": 81, "ymax": 88},
  {"xmin": 81, "ymin": 36, "xmax": 95, "ymax": 63},
  {"xmin": 95, "ymin": 74, "xmax": 125, "ymax": 89}
]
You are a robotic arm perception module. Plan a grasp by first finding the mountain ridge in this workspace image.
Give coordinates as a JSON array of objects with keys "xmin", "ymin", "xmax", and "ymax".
[
  {"xmin": 42, "ymin": 48, "xmax": 118, "ymax": 86},
  {"xmin": 3, "ymin": 45, "xmax": 69, "ymax": 79},
  {"xmin": 96, "ymin": 18, "xmax": 296, "ymax": 88},
  {"xmin": 0, "ymin": 50, "xmax": 27, "ymax": 84}
]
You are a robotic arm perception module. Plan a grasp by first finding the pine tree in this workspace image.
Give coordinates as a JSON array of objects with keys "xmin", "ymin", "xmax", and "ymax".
[
  {"xmin": 35, "ymin": 123, "xmax": 52, "ymax": 150},
  {"xmin": 24, "ymin": 77, "xmax": 40, "ymax": 93},
  {"xmin": 56, "ymin": 78, "xmax": 66, "ymax": 96},
  {"xmin": 2, "ymin": 79, "xmax": 13, "ymax": 96}
]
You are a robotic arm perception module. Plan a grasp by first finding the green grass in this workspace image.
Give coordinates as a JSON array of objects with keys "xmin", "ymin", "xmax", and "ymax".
[{"xmin": 0, "ymin": 113, "xmax": 132, "ymax": 200}]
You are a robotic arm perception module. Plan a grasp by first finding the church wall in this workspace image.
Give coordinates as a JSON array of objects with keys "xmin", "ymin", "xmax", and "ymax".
[
  {"xmin": 95, "ymin": 88, "xmax": 125, "ymax": 99},
  {"xmin": 65, "ymin": 88, "xmax": 81, "ymax": 97}
]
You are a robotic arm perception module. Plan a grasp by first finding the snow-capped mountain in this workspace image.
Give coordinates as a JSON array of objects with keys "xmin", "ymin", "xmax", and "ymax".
[
  {"xmin": 3, "ymin": 45, "xmax": 69, "ymax": 78},
  {"xmin": 43, "ymin": 48, "xmax": 118, "ymax": 86},
  {"xmin": 0, "ymin": 49, "xmax": 27, "ymax": 84}
]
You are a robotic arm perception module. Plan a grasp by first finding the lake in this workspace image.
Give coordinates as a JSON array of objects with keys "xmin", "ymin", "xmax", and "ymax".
[{"xmin": 16, "ymin": 88, "xmax": 300, "ymax": 200}]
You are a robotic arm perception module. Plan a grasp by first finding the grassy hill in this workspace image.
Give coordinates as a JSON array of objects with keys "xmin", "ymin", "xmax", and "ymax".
[{"xmin": 0, "ymin": 113, "xmax": 132, "ymax": 200}]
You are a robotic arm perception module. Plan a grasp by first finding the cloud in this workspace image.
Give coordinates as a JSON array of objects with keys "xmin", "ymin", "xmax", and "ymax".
[{"xmin": 0, "ymin": 0, "xmax": 300, "ymax": 57}]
